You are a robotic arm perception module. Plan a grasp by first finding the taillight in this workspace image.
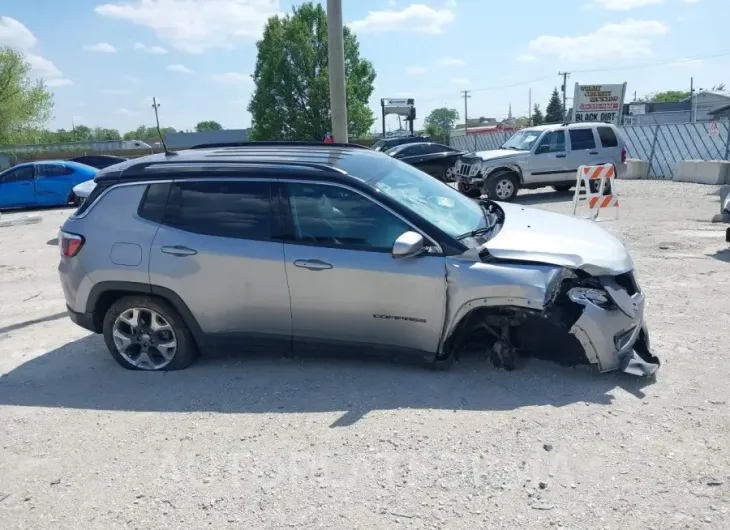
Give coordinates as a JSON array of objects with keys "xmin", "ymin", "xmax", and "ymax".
[
  {"xmin": 59, "ymin": 230, "xmax": 84, "ymax": 257},
  {"xmin": 621, "ymin": 146, "xmax": 627, "ymax": 163}
]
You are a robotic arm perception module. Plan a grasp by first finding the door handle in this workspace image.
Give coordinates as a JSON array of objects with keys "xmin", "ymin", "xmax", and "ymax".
[
  {"xmin": 555, "ymin": 154, "xmax": 566, "ymax": 158},
  {"xmin": 293, "ymin": 259, "xmax": 333, "ymax": 271},
  {"xmin": 161, "ymin": 245, "xmax": 198, "ymax": 257},
  {"xmin": 589, "ymin": 151, "xmax": 599, "ymax": 155}
]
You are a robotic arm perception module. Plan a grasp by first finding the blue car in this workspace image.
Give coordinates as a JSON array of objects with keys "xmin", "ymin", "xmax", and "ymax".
[{"xmin": 0, "ymin": 161, "xmax": 97, "ymax": 210}]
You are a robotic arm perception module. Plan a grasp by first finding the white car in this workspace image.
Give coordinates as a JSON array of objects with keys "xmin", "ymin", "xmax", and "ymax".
[{"xmin": 71, "ymin": 179, "xmax": 97, "ymax": 205}]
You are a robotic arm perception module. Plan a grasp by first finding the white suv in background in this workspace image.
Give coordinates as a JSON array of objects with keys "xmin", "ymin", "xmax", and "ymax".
[{"xmin": 454, "ymin": 122, "xmax": 628, "ymax": 201}]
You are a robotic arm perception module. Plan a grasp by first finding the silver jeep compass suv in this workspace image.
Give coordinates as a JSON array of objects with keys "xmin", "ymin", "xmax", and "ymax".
[{"xmin": 58, "ymin": 142, "xmax": 659, "ymax": 376}]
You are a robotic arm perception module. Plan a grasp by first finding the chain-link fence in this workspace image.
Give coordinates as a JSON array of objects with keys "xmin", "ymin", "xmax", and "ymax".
[{"xmin": 449, "ymin": 121, "xmax": 730, "ymax": 180}]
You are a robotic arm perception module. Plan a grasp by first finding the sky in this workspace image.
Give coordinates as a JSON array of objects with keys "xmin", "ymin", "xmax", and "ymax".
[{"xmin": 0, "ymin": 0, "xmax": 726, "ymax": 135}]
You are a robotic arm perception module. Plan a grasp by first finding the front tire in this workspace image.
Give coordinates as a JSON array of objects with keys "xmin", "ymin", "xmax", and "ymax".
[
  {"xmin": 552, "ymin": 184, "xmax": 573, "ymax": 193},
  {"xmin": 443, "ymin": 166, "xmax": 456, "ymax": 183},
  {"xmin": 484, "ymin": 171, "xmax": 519, "ymax": 202},
  {"xmin": 102, "ymin": 295, "xmax": 198, "ymax": 371}
]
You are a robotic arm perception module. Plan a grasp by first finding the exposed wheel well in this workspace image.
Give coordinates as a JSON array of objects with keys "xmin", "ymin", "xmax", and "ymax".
[{"xmin": 443, "ymin": 305, "xmax": 589, "ymax": 367}]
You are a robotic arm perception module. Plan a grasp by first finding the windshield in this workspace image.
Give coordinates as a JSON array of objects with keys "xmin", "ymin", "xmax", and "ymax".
[
  {"xmin": 341, "ymin": 155, "xmax": 487, "ymax": 239},
  {"xmin": 501, "ymin": 129, "xmax": 543, "ymax": 151},
  {"xmin": 372, "ymin": 140, "xmax": 387, "ymax": 151}
]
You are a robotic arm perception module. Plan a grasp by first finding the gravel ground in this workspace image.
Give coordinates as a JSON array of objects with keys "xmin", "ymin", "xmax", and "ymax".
[{"xmin": 0, "ymin": 180, "xmax": 729, "ymax": 530}]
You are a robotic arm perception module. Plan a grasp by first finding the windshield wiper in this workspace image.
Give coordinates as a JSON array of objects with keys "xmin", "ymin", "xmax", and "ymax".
[{"xmin": 456, "ymin": 226, "xmax": 495, "ymax": 241}]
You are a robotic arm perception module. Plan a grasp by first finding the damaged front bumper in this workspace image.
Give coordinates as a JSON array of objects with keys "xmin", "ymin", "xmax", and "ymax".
[{"xmin": 567, "ymin": 275, "xmax": 660, "ymax": 376}]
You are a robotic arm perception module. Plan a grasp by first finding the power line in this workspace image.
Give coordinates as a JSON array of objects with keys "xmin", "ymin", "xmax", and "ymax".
[{"xmin": 412, "ymin": 50, "xmax": 730, "ymax": 103}]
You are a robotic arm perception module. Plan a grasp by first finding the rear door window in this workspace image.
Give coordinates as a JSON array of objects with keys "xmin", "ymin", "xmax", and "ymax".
[
  {"xmin": 37, "ymin": 164, "xmax": 73, "ymax": 178},
  {"xmin": 163, "ymin": 180, "xmax": 273, "ymax": 241},
  {"xmin": 569, "ymin": 129, "xmax": 597, "ymax": 151},
  {"xmin": 597, "ymin": 126, "xmax": 619, "ymax": 148}
]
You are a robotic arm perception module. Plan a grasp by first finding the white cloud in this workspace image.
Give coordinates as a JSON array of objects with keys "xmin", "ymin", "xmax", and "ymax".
[
  {"xmin": 0, "ymin": 16, "xmax": 37, "ymax": 49},
  {"xmin": 0, "ymin": 17, "xmax": 72, "ymax": 87},
  {"xmin": 451, "ymin": 78, "xmax": 470, "ymax": 86},
  {"xmin": 133, "ymin": 42, "xmax": 168, "ymax": 54},
  {"xmin": 96, "ymin": 0, "xmax": 280, "ymax": 54},
  {"xmin": 595, "ymin": 0, "xmax": 663, "ymax": 10},
  {"xmin": 46, "ymin": 78, "xmax": 74, "ymax": 87},
  {"xmin": 84, "ymin": 42, "xmax": 117, "ymax": 53},
  {"xmin": 103, "ymin": 88, "xmax": 134, "ymax": 95},
  {"xmin": 350, "ymin": 4, "xmax": 456, "ymax": 34},
  {"xmin": 167, "ymin": 64, "xmax": 193, "ymax": 74},
  {"xmin": 211, "ymin": 72, "xmax": 252, "ymax": 84},
  {"xmin": 526, "ymin": 19, "xmax": 669, "ymax": 62},
  {"xmin": 437, "ymin": 57, "xmax": 465, "ymax": 67},
  {"xmin": 406, "ymin": 65, "xmax": 427, "ymax": 75},
  {"xmin": 517, "ymin": 53, "xmax": 536, "ymax": 62}
]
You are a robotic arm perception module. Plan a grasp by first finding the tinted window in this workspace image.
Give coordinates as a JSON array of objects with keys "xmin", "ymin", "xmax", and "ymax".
[
  {"xmin": 569, "ymin": 129, "xmax": 596, "ymax": 150},
  {"xmin": 597, "ymin": 126, "xmax": 618, "ymax": 148},
  {"xmin": 164, "ymin": 181, "xmax": 272, "ymax": 240},
  {"xmin": 399, "ymin": 145, "xmax": 423, "ymax": 156},
  {"xmin": 37, "ymin": 164, "xmax": 73, "ymax": 178},
  {"xmin": 1, "ymin": 166, "xmax": 34, "ymax": 183},
  {"xmin": 287, "ymin": 183, "xmax": 409, "ymax": 252},
  {"xmin": 536, "ymin": 131, "xmax": 566, "ymax": 153},
  {"xmin": 138, "ymin": 183, "xmax": 171, "ymax": 223},
  {"xmin": 421, "ymin": 144, "xmax": 445, "ymax": 154}
]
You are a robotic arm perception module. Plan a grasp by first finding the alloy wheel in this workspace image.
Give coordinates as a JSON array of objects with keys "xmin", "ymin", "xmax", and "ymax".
[
  {"xmin": 495, "ymin": 179, "xmax": 515, "ymax": 200},
  {"xmin": 112, "ymin": 308, "xmax": 178, "ymax": 370}
]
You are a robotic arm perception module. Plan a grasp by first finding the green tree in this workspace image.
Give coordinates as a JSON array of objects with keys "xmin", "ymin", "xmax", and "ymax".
[
  {"xmin": 545, "ymin": 88, "xmax": 564, "ymax": 123},
  {"xmin": 640, "ymin": 90, "xmax": 690, "ymax": 103},
  {"xmin": 531, "ymin": 104, "xmax": 544, "ymax": 126},
  {"xmin": 423, "ymin": 107, "xmax": 459, "ymax": 136},
  {"xmin": 195, "ymin": 120, "xmax": 223, "ymax": 132},
  {"xmin": 93, "ymin": 127, "xmax": 122, "ymax": 141},
  {"xmin": 513, "ymin": 116, "xmax": 530, "ymax": 127},
  {"xmin": 248, "ymin": 2, "xmax": 376, "ymax": 141},
  {"xmin": 0, "ymin": 47, "xmax": 54, "ymax": 145}
]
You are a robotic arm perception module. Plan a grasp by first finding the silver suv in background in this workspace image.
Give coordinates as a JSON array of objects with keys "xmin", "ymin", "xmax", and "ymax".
[
  {"xmin": 455, "ymin": 122, "xmax": 628, "ymax": 201},
  {"xmin": 57, "ymin": 142, "xmax": 658, "ymax": 376}
]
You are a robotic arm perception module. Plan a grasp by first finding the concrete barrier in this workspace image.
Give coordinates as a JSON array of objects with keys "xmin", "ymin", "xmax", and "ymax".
[
  {"xmin": 674, "ymin": 160, "xmax": 729, "ymax": 185},
  {"xmin": 622, "ymin": 159, "xmax": 648, "ymax": 180}
]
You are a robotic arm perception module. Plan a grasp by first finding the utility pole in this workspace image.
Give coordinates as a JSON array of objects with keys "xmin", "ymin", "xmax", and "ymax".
[
  {"xmin": 327, "ymin": 0, "xmax": 348, "ymax": 143},
  {"xmin": 461, "ymin": 90, "xmax": 472, "ymax": 149},
  {"xmin": 151, "ymin": 97, "xmax": 162, "ymax": 130},
  {"xmin": 559, "ymin": 71, "xmax": 570, "ymax": 121},
  {"xmin": 690, "ymin": 76, "xmax": 695, "ymax": 123}
]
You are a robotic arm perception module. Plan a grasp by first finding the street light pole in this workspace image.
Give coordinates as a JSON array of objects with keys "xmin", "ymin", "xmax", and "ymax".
[{"xmin": 327, "ymin": 0, "xmax": 348, "ymax": 143}]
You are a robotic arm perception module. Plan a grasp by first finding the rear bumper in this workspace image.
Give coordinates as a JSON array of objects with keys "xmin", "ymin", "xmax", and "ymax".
[{"xmin": 67, "ymin": 305, "xmax": 97, "ymax": 333}]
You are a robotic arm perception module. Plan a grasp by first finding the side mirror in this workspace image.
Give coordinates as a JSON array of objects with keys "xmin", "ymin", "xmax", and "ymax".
[
  {"xmin": 536, "ymin": 144, "xmax": 550, "ymax": 154},
  {"xmin": 392, "ymin": 231, "xmax": 426, "ymax": 259}
]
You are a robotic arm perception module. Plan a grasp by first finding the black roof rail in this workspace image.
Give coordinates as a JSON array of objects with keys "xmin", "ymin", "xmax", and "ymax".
[{"xmin": 189, "ymin": 141, "xmax": 370, "ymax": 150}]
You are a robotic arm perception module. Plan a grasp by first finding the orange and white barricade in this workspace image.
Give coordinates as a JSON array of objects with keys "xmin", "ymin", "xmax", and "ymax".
[{"xmin": 571, "ymin": 164, "xmax": 619, "ymax": 221}]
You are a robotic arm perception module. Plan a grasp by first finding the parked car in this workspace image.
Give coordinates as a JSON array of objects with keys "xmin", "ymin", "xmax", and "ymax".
[
  {"xmin": 713, "ymin": 185, "xmax": 730, "ymax": 243},
  {"xmin": 67, "ymin": 155, "xmax": 128, "ymax": 170},
  {"xmin": 0, "ymin": 161, "xmax": 97, "ymax": 210},
  {"xmin": 58, "ymin": 141, "xmax": 658, "ymax": 376},
  {"xmin": 385, "ymin": 142, "xmax": 465, "ymax": 182},
  {"xmin": 454, "ymin": 122, "xmax": 628, "ymax": 201},
  {"xmin": 372, "ymin": 135, "xmax": 432, "ymax": 152}
]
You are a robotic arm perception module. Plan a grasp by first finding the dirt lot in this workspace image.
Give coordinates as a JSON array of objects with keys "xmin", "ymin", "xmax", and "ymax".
[{"xmin": 1, "ymin": 180, "xmax": 729, "ymax": 529}]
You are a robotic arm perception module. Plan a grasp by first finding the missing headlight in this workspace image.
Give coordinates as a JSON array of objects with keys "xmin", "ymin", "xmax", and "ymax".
[{"xmin": 568, "ymin": 287, "xmax": 616, "ymax": 310}]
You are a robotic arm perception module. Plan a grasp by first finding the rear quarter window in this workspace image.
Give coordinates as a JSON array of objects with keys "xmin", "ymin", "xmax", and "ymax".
[
  {"xmin": 597, "ymin": 126, "xmax": 619, "ymax": 148},
  {"xmin": 138, "ymin": 182, "xmax": 172, "ymax": 223}
]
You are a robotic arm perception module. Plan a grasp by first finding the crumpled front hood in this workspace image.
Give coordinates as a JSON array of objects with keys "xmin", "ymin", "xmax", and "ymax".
[
  {"xmin": 473, "ymin": 149, "xmax": 524, "ymax": 162},
  {"xmin": 484, "ymin": 202, "xmax": 633, "ymax": 276}
]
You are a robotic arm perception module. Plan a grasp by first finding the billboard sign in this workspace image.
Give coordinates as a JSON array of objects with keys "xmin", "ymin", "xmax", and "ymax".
[
  {"xmin": 572, "ymin": 83, "xmax": 627, "ymax": 125},
  {"xmin": 381, "ymin": 98, "xmax": 414, "ymax": 117}
]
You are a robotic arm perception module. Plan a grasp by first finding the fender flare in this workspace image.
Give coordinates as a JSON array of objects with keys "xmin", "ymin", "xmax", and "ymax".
[
  {"xmin": 484, "ymin": 164, "xmax": 524, "ymax": 185},
  {"xmin": 85, "ymin": 281, "xmax": 205, "ymax": 348}
]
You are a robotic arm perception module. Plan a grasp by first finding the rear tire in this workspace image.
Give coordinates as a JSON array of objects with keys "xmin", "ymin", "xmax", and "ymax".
[
  {"xmin": 484, "ymin": 170, "xmax": 519, "ymax": 202},
  {"xmin": 552, "ymin": 184, "xmax": 573, "ymax": 192},
  {"xmin": 102, "ymin": 295, "xmax": 198, "ymax": 371},
  {"xmin": 589, "ymin": 179, "xmax": 612, "ymax": 194}
]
